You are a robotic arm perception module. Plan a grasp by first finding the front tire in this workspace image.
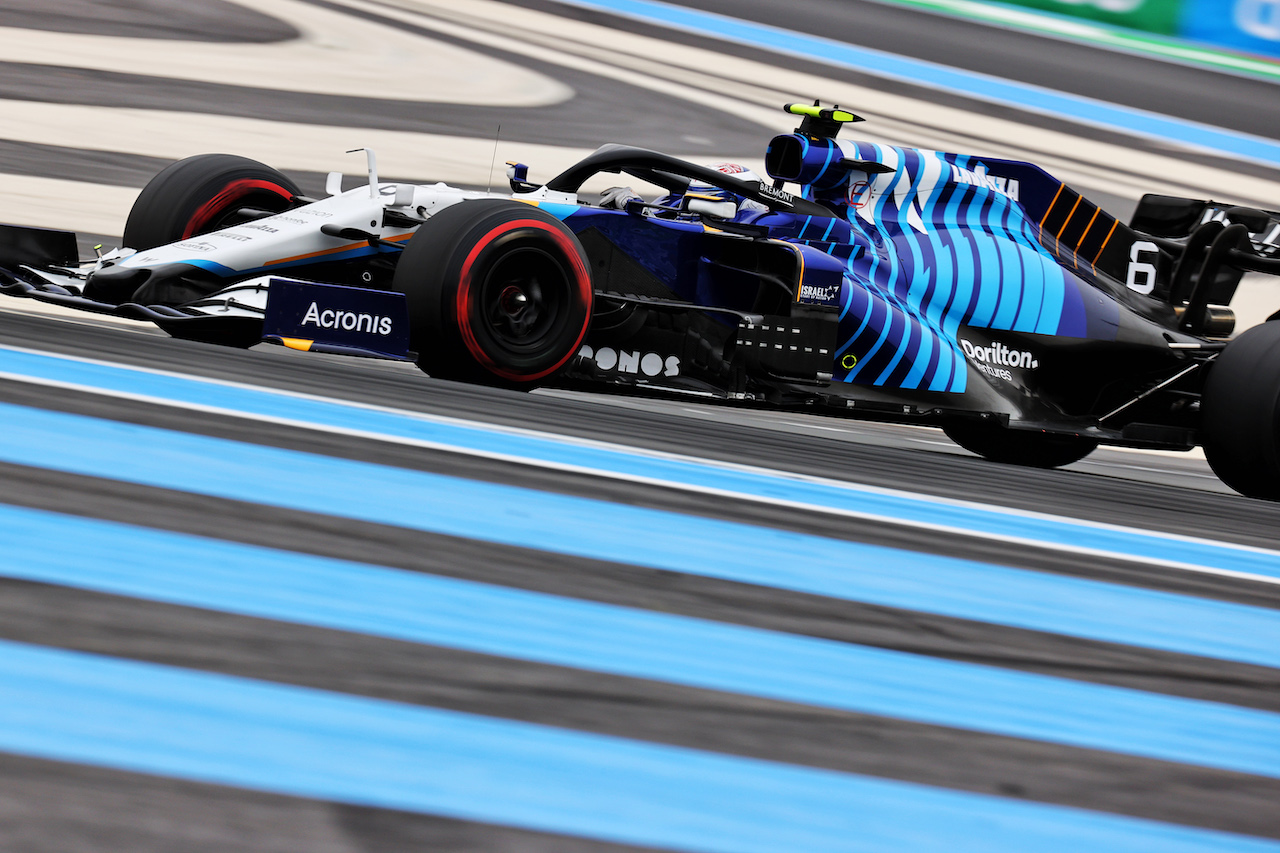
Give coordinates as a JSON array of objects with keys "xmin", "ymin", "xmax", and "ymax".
[
  {"xmin": 111, "ymin": 154, "xmax": 299, "ymax": 347},
  {"xmin": 392, "ymin": 199, "xmax": 593, "ymax": 389},
  {"xmin": 123, "ymin": 153, "xmax": 300, "ymax": 250},
  {"xmin": 943, "ymin": 420, "xmax": 1097, "ymax": 469},
  {"xmin": 1201, "ymin": 321, "xmax": 1280, "ymax": 499}
]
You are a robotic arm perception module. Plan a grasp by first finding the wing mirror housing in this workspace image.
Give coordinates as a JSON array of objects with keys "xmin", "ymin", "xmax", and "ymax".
[{"xmin": 686, "ymin": 196, "xmax": 737, "ymax": 220}]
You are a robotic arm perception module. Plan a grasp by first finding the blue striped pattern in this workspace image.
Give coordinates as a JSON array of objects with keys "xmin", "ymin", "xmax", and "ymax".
[
  {"xmin": 0, "ymin": 347, "xmax": 1277, "ymax": 850},
  {"xmin": 8, "ymin": 641, "xmax": 1280, "ymax": 853},
  {"xmin": 4, "ymin": 503, "xmax": 1278, "ymax": 778},
  {"xmin": 1, "ymin": 400, "xmax": 1277, "ymax": 670},
  {"xmin": 832, "ymin": 146, "xmax": 1078, "ymax": 390},
  {"xmin": 3, "ymin": 346, "xmax": 1278, "ymax": 579}
]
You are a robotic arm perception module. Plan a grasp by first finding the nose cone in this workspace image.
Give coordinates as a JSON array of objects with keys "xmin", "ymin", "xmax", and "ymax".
[
  {"xmin": 83, "ymin": 263, "xmax": 152, "ymax": 304},
  {"xmin": 85, "ymin": 261, "xmax": 216, "ymax": 306}
]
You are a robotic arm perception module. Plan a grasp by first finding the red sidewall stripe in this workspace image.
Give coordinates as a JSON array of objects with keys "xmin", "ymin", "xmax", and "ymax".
[
  {"xmin": 183, "ymin": 179, "xmax": 294, "ymax": 240},
  {"xmin": 455, "ymin": 218, "xmax": 592, "ymax": 383}
]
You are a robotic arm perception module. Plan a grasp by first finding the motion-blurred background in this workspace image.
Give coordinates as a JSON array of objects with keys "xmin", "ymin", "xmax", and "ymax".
[{"xmin": 1, "ymin": 2, "xmax": 1278, "ymax": 851}]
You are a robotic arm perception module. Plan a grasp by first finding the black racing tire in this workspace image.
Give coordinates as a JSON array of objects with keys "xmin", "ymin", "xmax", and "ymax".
[
  {"xmin": 1200, "ymin": 320, "xmax": 1280, "ymax": 500},
  {"xmin": 391, "ymin": 199, "xmax": 593, "ymax": 389},
  {"xmin": 943, "ymin": 421, "xmax": 1098, "ymax": 469},
  {"xmin": 123, "ymin": 153, "xmax": 300, "ymax": 250}
]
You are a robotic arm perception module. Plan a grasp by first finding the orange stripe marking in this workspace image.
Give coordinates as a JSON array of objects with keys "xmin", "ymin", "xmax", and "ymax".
[
  {"xmin": 1056, "ymin": 197, "xmax": 1083, "ymax": 269},
  {"xmin": 1093, "ymin": 220, "xmax": 1119, "ymax": 265},
  {"xmin": 1056, "ymin": 197, "xmax": 1083, "ymax": 240},
  {"xmin": 1077, "ymin": 208, "xmax": 1102, "ymax": 273},
  {"xmin": 1039, "ymin": 184, "xmax": 1065, "ymax": 228},
  {"xmin": 267, "ymin": 232, "xmax": 413, "ymax": 267},
  {"xmin": 1079, "ymin": 208, "xmax": 1102, "ymax": 246},
  {"xmin": 791, "ymin": 244, "xmax": 808, "ymax": 302}
]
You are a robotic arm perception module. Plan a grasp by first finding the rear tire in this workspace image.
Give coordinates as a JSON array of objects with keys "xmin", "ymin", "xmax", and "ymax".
[
  {"xmin": 123, "ymin": 153, "xmax": 300, "ymax": 250},
  {"xmin": 1201, "ymin": 321, "xmax": 1280, "ymax": 499},
  {"xmin": 391, "ymin": 199, "xmax": 593, "ymax": 389},
  {"xmin": 943, "ymin": 421, "xmax": 1097, "ymax": 469}
]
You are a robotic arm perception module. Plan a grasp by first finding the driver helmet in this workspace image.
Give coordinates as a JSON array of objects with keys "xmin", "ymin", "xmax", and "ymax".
[{"xmin": 689, "ymin": 162, "xmax": 763, "ymax": 193}]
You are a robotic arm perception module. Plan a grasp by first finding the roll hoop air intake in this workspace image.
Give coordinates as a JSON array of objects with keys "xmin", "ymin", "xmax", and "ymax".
[{"xmin": 765, "ymin": 102, "xmax": 892, "ymax": 190}]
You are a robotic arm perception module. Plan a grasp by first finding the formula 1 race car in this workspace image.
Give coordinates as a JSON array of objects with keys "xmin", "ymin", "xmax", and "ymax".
[{"xmin": 3, "ymin": 103, "xmax": 1280, "ymax": 497}]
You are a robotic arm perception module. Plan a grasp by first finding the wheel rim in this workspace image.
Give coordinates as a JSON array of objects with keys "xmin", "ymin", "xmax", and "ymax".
[{"xmin": 475, "ymin": 245, "xmax": 571, "ymax": 357}]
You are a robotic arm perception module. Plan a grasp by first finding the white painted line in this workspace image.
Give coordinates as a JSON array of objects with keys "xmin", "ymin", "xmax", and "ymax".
[
  {"xmin": 380, "ymin": 0, "xmax": 1280, "ymax": 205},
  {"xmin": 0, "ymin": 0, "xmax": 569, "ymax": 105},
  {"xmin": 0, "ymin": 174, "xmax": 138, "ymax": 239},
  {"xmin": 0, "ymin": 298, "xmax": 155, "ymax": 330},
  {"xmin": 1082, "ymin": 460, "xmax": 1218, "ymax": 479},
  {"xmin": 0, "ymin": 104, "xmax": 603, "ymax": 191},
  {"xmin": 778, "ymin": 421, "xmax": 850, "ymax": 432},
  {"xmin": 548, "ymin": 0, "xmax": 1280, "ymax": 168},
  {"xmin": 0, "ymin": 342, "xmax": 1277, "ymax": 587},
  {"xmin": 1, "ymin": 0, "xmax": 1275, "ymax": 245}
]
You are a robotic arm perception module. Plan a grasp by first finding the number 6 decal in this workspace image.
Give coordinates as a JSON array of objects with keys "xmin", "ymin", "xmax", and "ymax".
[{"xmin": 1126, "ymin": 241, "xmax": 1159, "ymax": 295}]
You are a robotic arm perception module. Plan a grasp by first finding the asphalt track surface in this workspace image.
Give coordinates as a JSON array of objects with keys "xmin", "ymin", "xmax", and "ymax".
[
  {"xmin": 1, "ymin": 1, "xmax": 1280, "ymax": 851},
  {"xmin": 629, "ymin": 0, "xmax": 1280, "ymax": 139}
]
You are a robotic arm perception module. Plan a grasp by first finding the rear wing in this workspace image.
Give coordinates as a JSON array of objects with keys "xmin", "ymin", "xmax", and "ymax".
[
  {"xmin": 1131, "ymin": 195, "xmax": 1280, "ymax": 251},
  {"xmin": 1128, "ymin": 195, "xmax": 1280, "ymax": 333}
]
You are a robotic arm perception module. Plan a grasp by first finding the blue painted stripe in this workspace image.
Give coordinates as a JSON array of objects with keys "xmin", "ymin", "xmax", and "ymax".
[
  {"xmin": 815, "ymin": 139, "xmax": 836, "ymax": 184},
  {"xmin": 990, "ymin": 200, "xmax": 1025, "ymax": 330},
  {"xmin": 940, "ymin": 177, "xmax": 977, "ymax": 338},
  {"xmin": 1036, "ymin": 244, "xmax": 1068, "ymax": 334},
  {"xmin": 923, "ymin": 185, "xmax": 961, "ymax": 391},
  {"xmin": 874, "ymin": 152, "xmax": 924, "ymax": 385},
  {"xmin": 182, "ymin": 258, "xmax": 239, "ymax": 276},
  {"xmin": 6, "ymin": 640, "xmax": 1280, "ymax": 853},
  {"xmin": 2, "ymin": 344, "xmax": 1279, "ymax": 582},
  {"xmin": 1011, "ymin": 234, "xmax": 1048, "ymax": 331},
  {"xmin": 552, "ymin": 0, "xmax": 1280, "ymax": 167},
  {"xmin": 0, "ymin": 401, "xmax": 1278, "ymax": 674},
  {"xmin": 845, "ymin": 151, "xmax": 899, "ymax": 384},
  {"xmin": 5, "ymin": 503, "xmax": 1279, "ymax": 778},
  {"xmin": 182, "ymin": 243, "xmax": 397, "ymax": 278},
  {"xmin": 964, "ymin": 183, "xmax": 1001, "ymax": 328}
]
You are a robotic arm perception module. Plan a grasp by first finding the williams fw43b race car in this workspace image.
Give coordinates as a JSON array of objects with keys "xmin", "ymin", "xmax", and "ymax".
[{"xmin": 4, "ymin": 103, "xmax": 1280, "ymax": 497}]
